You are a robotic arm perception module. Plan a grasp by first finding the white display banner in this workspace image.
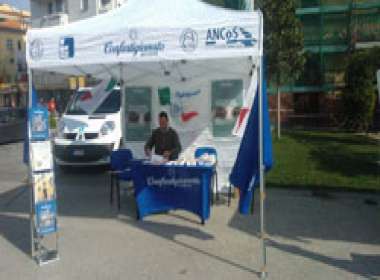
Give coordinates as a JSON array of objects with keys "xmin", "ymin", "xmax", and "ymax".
[{"xmin": 30, "ymin": 141, "xmax": 53, "ymax": 172}]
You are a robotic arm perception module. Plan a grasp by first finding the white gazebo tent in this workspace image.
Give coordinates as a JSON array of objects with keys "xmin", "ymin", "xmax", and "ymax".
[{"xmin": 27, "ymin": 0, "xmax": 268, "ymax": 277}]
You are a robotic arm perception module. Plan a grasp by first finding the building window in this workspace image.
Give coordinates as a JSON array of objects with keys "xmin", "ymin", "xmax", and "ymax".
[
  {"xmin": 48, "ymin": 2, "xmax": 53, "ymax": 14},
  {"xmin": 101, "ymin": 0, "xmax": 111, "ymax": 6},
  {"xmin": 9, "ymin": 58, "xmax": 15, "ymax": 64},
  {"xmin": 80, "ymin": 0, "xmax": 89, "ymax": 11},
  {"xmin": 17, "ymin": 40, "xmax": 22, "ymax": 51},
  {"xmin": 56, "ymin": 0, "xmax": 64, "ymax": 13},
  {"xmin": 6, "ymin": 39, "xmax": 13, "ymax": 50}
]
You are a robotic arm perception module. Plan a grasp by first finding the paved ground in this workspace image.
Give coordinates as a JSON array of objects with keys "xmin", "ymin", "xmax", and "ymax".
[{"xmin": 0, "ymin": 142, "xmax": 379, "ymax": 280}]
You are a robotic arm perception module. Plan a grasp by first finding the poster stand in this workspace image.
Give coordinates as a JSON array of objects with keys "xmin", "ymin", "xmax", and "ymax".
[{"xmin": 28, "ymin": 102, "xmax": 59, "ymax": 266}]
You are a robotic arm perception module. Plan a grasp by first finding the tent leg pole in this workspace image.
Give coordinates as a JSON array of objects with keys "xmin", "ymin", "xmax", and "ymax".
[
  {"xmin": 259, "ymin": 60, "xmax": 267, "ymax": 280},
  {"xmin": 256, "ymin": 7, "xmax": 267, "ymax": 278},
  {"xmin": 27, "ymin": 68, "xmax": 35, "ymax": 258},
  {"xmin": 120, "ymin": 63, "xmax": 126, "ymax": 148}
]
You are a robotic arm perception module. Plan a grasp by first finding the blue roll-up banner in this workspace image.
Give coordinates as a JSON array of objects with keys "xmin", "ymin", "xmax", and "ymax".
[
  {"xmin": 29, "ymin": 107, "xmax": 49, "ymax": 141},
  {"xmin": 35, "ymin": 200, "xmax": 57, "ymax": 236}
]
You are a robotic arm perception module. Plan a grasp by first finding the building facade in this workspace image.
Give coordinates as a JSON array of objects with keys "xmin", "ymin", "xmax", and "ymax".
[
  {"xmin": 30, "ymin": 0, "xmax": 128, "ymax": 104},
  {"xmin": 31, "ymin": 0, "xmax": 127, "ymax": 28},
  {"xmin": 0, "ymin": 4, "xmax": 29, "ymax": 108}
]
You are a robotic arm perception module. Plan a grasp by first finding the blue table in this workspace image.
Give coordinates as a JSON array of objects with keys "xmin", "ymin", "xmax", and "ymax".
[{"xmin": 130, "ymin": 162, "xmax": 214, "ymax": 224}]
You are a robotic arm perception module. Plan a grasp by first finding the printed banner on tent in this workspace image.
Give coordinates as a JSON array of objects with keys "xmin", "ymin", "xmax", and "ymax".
[
  {"xmin": 125, "ymin": 87, "xmax": 152, "ymax": 141},
  {"xmin": 232, "ymin": 70, "xmax": 258, "ymax": 137},
  {"xmin": 212, "ymin": 80, "xmax": 243, "ymax": 137},
  {"xmin": 26, "ymin": 0, "xmax": 262, "ymax": 69},
  {"xmin": 169, "ymin": 87, "xmax": 208, "ymax": 131},
  {"xmin": 78, "ymin": 78, "xmax": 117, "ymax": 114}
]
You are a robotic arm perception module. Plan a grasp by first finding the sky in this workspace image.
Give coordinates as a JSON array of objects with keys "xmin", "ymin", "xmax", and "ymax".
[{"xmin": 0, "ymin": 0, "xmax": 30, "ymax": 11}]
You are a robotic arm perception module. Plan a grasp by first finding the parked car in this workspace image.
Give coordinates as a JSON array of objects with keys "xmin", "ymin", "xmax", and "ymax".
[{"xmin": 0, "ymin": 107, "xmax": 26, "ymax": 144}]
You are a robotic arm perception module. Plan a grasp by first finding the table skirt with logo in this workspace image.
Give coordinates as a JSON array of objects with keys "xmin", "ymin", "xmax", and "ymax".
[{"xmin": 130, "ymin": 162, "xmax": 214, "ymax": 224}]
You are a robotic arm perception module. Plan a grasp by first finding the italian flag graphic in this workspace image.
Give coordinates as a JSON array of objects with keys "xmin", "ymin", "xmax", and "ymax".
[{"xmin": 78, "ymin": 78, "xmax": 117, "ymax": 114}]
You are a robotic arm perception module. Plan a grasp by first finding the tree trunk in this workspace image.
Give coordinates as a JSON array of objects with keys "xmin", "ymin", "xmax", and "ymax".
[{"xmin": 276, "ymin": 85, "xmax": 281, "ymax": 139}]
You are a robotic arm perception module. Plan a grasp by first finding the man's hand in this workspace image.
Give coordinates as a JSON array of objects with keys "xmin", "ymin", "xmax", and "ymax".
[{"xmin": 163, "ymin": 150, "xmax": 171, "ymax": 159}]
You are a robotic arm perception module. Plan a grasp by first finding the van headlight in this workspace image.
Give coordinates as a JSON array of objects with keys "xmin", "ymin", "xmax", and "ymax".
[
  {"xmin": 100, "ymin": 121, "xmax": 115, "ymax": 136},
  {"xmin": 58, "ymin": 121, "xmax": 66, "ymax": 137}
]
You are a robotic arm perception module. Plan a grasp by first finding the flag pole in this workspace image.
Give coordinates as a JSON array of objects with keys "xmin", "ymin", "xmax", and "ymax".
[
  {"xmin": 258, "ymin": 9, "xmax": 267, "ymax": 280},
  {"xmin": 120, "ymin": 62, "xmax": 125, "ymax": 148}
]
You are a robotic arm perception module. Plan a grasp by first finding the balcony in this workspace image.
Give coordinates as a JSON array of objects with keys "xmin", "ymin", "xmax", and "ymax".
[
  {"xmin": 31, "ymin": 13, "xmax": 68, "ymax": 28},
  {"xmin": 98, "ymin": 3, "xmax": 114, "ymax": 14}
]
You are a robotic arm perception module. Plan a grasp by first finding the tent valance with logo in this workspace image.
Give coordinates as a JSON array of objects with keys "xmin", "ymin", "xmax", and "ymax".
[{"xmin": 27, "ymin": 0, "xmax": 262, "ymax": 71}]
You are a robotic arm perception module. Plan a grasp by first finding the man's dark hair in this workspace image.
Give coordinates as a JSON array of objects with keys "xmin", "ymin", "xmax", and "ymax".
[{"xmin": 159, "ymin": 111, "xmax": 168, "ymax": 120}]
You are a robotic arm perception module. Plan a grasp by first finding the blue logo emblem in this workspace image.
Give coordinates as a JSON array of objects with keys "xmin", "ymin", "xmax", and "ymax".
[
  {"xmin": 59, "ymin": 36, "xmax": 75, "ymax": 59},
  {"xmin": 180, "ymin": 28, "xmax": 198, "ymax": 52},
  {"xmin": 30, "ymin": 39, "xmax": 44, "ymax": 60},
  {"xmin": 206, "ymin": 27, "xmax": 256, "ymax": 48}
]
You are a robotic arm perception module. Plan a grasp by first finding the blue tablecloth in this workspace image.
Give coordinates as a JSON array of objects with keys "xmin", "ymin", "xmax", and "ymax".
[{"xmin": 130, "ymin": 162, "xmax": 214, "ymax": 224}]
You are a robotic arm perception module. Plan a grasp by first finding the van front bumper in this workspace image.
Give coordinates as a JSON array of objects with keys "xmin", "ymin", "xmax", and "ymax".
[{"xmin": 54, "ymin": 142, "xmax": 114, "ymax": 165}]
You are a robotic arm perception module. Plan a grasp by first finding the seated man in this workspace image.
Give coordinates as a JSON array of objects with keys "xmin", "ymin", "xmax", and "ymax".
[{"xmin": 144, "ymin": 111, "xmax": 182, "ymax": 161}]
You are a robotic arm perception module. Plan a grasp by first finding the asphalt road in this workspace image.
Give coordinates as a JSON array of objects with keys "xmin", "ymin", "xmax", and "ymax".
[{"xmin": 0, "ymin": 142, "xmax": 379, "ymax": 280}]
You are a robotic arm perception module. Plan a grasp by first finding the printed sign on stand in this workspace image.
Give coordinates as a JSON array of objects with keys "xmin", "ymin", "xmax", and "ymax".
[
  {"xmin": 30, "ymin": 107, "xmax": 49, "ymax": 141},
  {"xmin": 35, "ymin": 200, "xmax": 57, "ymax": 236},
  {"xmin": 32, "ymin": 172, "xmax": 56, "ymax": 203},
  {"xmin": 30, "ymin": 141, "xmax": 53, "ymax": 172}
]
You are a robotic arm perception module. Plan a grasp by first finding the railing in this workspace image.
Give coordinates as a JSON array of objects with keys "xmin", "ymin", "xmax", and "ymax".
[{"xmin": 31, "ymin": 13, "xmax": 68, "ymax": 28}]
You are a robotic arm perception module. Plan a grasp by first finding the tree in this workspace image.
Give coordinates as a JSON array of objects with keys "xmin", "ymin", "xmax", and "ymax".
[
  {"xmin": 262, "ymin": 0, "xmax": 305, "ymax": 138},
  {"xmin": 341, "ymin": 47, "xmax": 380, "ymax": 131}
]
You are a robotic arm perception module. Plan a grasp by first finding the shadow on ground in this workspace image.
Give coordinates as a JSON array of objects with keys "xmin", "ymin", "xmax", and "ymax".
[
  {"xmin": 0, "ymin": 214, "xmax": 30, "ymax": 257},
  {"xmin": 228, "ymin": 189, "xmax": 380, "ymax": 279},
  {"xmin": 268, "ymin": 239, "xmax": 380, "ymax": 280},
  {"xmin": 117, "ymin": 202, "xmax": 259, "ymax": 276}
]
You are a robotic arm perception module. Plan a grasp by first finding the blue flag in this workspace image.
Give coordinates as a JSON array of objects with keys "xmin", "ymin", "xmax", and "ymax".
[
  {"xmin": 23, "ymin": 85, "xmax": 38, "ymax": 164},
  {"xmin": 229, "ymin": 64, "xmax": 273, "ymax": 215}
]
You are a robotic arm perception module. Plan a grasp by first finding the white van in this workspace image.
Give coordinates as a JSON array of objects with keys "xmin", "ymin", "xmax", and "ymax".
[{"xmin": 54, "ymin": 86, "xmax": 122, "ymax": 166}]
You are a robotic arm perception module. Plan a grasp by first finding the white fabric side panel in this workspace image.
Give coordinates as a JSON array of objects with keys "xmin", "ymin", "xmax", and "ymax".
[{"xmin": 123, "ymin": 59, "xmax": 253, "ymax": 191}]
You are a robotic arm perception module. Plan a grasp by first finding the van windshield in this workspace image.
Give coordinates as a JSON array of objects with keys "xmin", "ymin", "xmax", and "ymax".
[{"xmin": 66, "ymin": 89, "xmax": 121, "ymax": 115}]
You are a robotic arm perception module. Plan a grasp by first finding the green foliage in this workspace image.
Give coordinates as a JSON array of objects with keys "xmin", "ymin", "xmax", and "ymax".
[
  {"xmin": 49, "ymin": 112, "xmax": 57, "ymax": 129},
  {"xmin": 262, "ymin": 0, "xmax": 305, "ymax": 87},
  {"xmin": 296, "ymin": 51, "xmax": 322, "ymax": 86},
  {"xmin": 267, "ymin": 130, "xmax": 380, "ymax": 191},
  {"xmin": 341, "ymin": 47, "xmax": 379, "ymax": 131}
]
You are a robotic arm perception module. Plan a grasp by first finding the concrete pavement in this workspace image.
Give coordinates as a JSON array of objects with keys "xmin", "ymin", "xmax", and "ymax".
[{"xmin": 0, "ymin": 142, "xmax": 379, "ymax": 280}]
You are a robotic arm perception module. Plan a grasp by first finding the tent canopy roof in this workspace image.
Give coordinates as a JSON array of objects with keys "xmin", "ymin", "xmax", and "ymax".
[{"xmin": 27, "ymin": 0, "xmax": 262, "ymax": 75}]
